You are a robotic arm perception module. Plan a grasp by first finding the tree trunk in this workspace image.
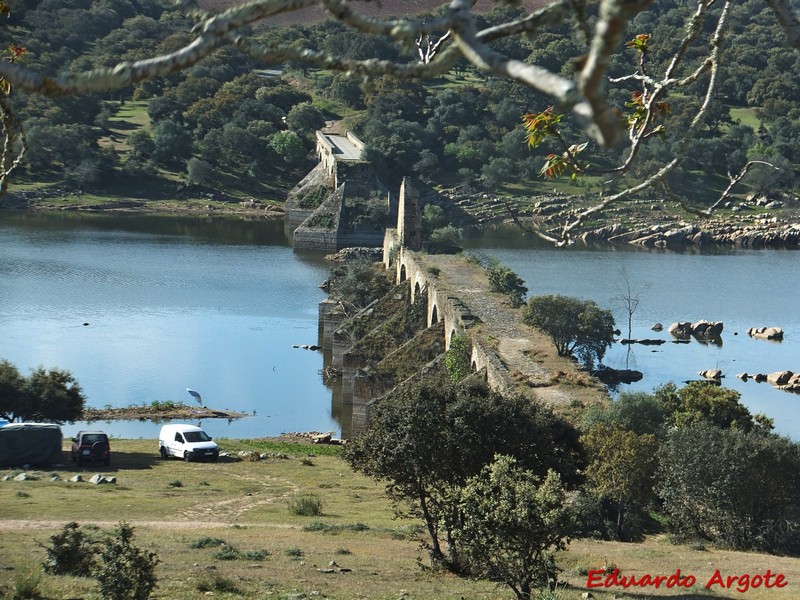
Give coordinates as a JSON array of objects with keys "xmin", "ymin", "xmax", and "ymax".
[
  {"xmin": 518, "ymin": 581, "xmax": 531, "ymax": 600},
  {"xmin": 417, "ymin": 488, "xmax": 444, "ymax": 563},
  {"xmin": 616, "ymin": 495, "xmax": 626, "ymax": 541}
]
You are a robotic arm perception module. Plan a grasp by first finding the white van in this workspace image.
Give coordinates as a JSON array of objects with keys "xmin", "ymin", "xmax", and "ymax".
[{"xmin": 158, "ymin": 424, "xmax": 219, "ymax": 462}]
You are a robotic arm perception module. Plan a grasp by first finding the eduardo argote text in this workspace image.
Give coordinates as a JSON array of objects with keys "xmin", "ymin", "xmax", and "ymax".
[{"xmin": 587, "ymin": 568, "xmax": 787, "ymax": 593}]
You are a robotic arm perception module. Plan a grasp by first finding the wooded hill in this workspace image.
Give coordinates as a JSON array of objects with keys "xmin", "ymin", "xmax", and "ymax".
[
  {"xmin": 2, "ymin": 0, "xmax": 798, "ymax": 215},
  {"xmin": 197, "ymin": 0, "xmax": 550, "ymax": 27}
]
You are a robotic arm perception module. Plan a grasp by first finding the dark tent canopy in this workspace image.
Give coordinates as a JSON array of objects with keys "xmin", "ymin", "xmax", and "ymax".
[{"xmin": 0, "ymin": 423, "xmax": 63, "ymax": 467}]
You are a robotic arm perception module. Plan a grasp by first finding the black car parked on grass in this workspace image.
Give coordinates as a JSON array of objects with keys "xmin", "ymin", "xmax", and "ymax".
[{"xmin": 70, "ymin": 431, "xmax": 111, "ymax": 467}]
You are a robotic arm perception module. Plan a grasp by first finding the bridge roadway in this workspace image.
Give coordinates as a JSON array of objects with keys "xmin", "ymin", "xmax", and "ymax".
[
  {"xmin": 319, "ymin": 133, "xmax": 362, "ymax": 161},
  {"xmin": 411, "ymin": 252, "xmax": 608, "ymax": 408}
]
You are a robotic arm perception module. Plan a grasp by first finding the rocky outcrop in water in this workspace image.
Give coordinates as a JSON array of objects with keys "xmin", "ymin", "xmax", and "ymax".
[
  {"xmin": 668, "ymin": 320, "xmax": 723, "ymax": 339},
  {"xmin": 748, "ymin": 326, "xmax": 784, "ymax": 340},
  {"xmin": 738, "ymin": 371, "xmax": 800, "ymax": 393},
  {"xmin": 577, "ymin": 192, "xmax": 800, "ymax": 249},
  {"xmin": 699, "ymin": 369, "xmax": 723, "ymax": 380}
]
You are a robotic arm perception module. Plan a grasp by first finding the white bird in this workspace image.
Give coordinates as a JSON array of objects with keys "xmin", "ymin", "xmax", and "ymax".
[{"xmin": 186, "ymin": 388, "xmax": 202, "ymax": 406}]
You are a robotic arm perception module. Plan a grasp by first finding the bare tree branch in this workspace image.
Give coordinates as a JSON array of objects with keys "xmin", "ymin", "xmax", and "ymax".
[
  {"xmin": 765, "ymin": 0, "xmax": 800, "ymax": 50},
  {"xmin": 705, "ymin": 160, "xmax": 781, "ymax": 214},
  {"xmin": 577, "ymin": 0, "xmax": 655, "ymax": 147},
  {"xmin": 0, "ymin": 0, "xmax": 318, "ymax": 95},
  {"xmin": 546, "ymin": 0, "xmax": 734, "ymax": 245},
  {"xmin": 0, "ymin": 95, "xmax": 26, "ymax": 198}
]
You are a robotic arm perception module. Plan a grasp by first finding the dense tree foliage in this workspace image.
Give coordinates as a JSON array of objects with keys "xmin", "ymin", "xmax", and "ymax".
[
  {"xmin": 658, "ymin": 424, "xmax": 800, "ymax": 553},
  {"xmin": 343, "ymin": 379, "xmax": 583, "ymax": 568},
  {"xmin": 0, "ymin": 359, "xmax": 86, "ymax": 423},
  {"xmin": 584, "ymin": 390, "xmax": 669, "ymax": 437},
  {"xmin": 523, "ymin": 295, "xmax": 615, "ymax": 368},
  {"xmin": 455, "ymin": 456, "xmax": 571, "ymax": 600},
  {"xmin": 2, "ymin": 0, "xmax": 798, "ymax": 210},
  {"xmin": 577, "ymin": 382, "xmax": 794, "ymax": 550},
  {"xmin": 655, "ymin": 381, "xmax": 764, "ymax": 432},
  {"xmin": 581, "ymin": 423, "xmax": 658, "ymax": 541}
]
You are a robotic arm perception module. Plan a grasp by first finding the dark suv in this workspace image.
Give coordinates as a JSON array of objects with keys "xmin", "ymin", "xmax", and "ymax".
[{"xmin": 71, "ymin": 431, "xmax": 111, "ymax": 467}]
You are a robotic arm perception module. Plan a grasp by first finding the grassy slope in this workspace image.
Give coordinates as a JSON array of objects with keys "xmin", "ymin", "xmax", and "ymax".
[{"xmin": 2, "ymin": 439, "xmax": 800, "ymax": 599}]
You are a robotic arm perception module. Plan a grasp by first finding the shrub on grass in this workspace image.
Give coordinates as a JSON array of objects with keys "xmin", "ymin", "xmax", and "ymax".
[
  {"xmin": 43, "ymin": 521, "xmax": 96, "ymax": 577},
  {"xmin": 11, "ymin": 565, "xmax": 42, "ymax": 599},
  {"xmin": 288, "ymin": 494, "xmax": 323, "ymax": 516},
  {"xmin": 196, "ymin": 574, "xmax": 241, "ymax": 594},
  {"xmin": 213, "ymin": 546, "xmax": 240, "ymax": 560},
  {"xmin": 189, "ymin": 537, "xmax": 227, "ymax": 549},
  {"xmin": 93, "ymin": 523, "xmax": 159, "ymax": 600},
  {"xmin": 241, "ymin": 549, "xmax": 270, "ymax": 560}
]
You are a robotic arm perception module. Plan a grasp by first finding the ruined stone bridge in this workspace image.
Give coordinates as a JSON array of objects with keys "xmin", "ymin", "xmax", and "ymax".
[{"xmin": 318, "ymin": 177, "xmax": 607, "ymax": 434}]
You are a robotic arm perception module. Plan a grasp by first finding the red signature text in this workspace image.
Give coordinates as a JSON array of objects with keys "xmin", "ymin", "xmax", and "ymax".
[
  {"xmin": 587, "ymin": 568, "xmax": 788, "ymax": 593},
  {"xmin": 704, "ymin": 569, "xmax": 787, "ymax": 593},
  {"xmin": 587, "ymin": 568, "xmax": 695, "ymax": 589}
]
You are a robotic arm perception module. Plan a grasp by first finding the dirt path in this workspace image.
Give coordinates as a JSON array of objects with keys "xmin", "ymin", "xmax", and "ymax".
[
  {"xmin": 177, "ymin": 469, "xmax": 300, "ymax": 522},
  {"xmin": 0, "ymin": 519, "xmax": 295, "ymax": 530}
]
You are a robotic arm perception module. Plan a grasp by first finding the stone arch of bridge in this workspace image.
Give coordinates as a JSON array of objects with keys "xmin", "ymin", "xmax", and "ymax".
[{"xmin": 395, "ymin": 250, "xmax": 447, "ymax": 339}]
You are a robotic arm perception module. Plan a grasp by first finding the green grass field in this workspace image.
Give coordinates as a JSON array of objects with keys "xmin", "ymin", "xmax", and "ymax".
[
  {"xmin": 3, "ymin": 439, "xmax": 800, "ymax": 599},
  {"xmin": 729, "ymin": 106, "xmax": 761, "ymax": 130}
]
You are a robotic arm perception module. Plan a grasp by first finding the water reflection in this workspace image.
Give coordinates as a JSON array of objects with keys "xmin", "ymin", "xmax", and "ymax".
[
  {"xmin": 462, "ymin": 224, "xmax": 800, "ymax": 439},
  {"xmin": 3, "ymin": 214, "xmax": 800, "ymax": 440},
  {"xmin": 0, "ymin": 211, "xmax": 342, "ymax": 440}
]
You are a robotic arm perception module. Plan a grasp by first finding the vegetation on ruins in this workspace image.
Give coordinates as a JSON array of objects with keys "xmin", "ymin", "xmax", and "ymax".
[
  {"xmin": 444, "ymin": 334, "xmax": 472, "ymax": 382},
  {"xmin": 325, "ymin": 259, "xmax": 393, "ymax": 313},
  {"xmin": 486, "ymin": 258, "xmax": 528, "ymax": 308},
  {"xmin": 522, "ymin": 295, "xmax": 615, "ymax": 369}
]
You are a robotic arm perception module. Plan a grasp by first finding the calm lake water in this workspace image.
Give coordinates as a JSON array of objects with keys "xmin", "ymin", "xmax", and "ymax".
[
  {"xmin": 2, "ymin": 212, "xmax": 800, "ymax": 440},
  {"xmin": 463, "ymin": 225, "xmax": 800, "ymax": 438},
  {"xmin": 0, "ymin": 212, "xmax": 337, "ymax": 441}
]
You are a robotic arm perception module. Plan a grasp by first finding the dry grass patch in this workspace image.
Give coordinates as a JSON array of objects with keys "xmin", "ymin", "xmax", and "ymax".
[{"xmin": 3, "ymin": 440, "xmax": 800, "ymax": 599}]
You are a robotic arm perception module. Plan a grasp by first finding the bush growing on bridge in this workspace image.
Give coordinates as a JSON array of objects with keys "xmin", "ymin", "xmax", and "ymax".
[
  {"xmin": 522, "ymin": 295, "xmax": 614, "ymax": 370},
  {"xmin": 445, "ymin": 334, "xmax": 472, "ymax": 382},
  {"xmin": 424, "ymin": 226, "xmax": 462, "ymax": 254},
  {"xmin": 486, "ymin": 259, "xmax": 528, "ymax": 308},
  {"xmin": 327, "ymin": 260, "xmax": 393, "ymax": 311}
]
